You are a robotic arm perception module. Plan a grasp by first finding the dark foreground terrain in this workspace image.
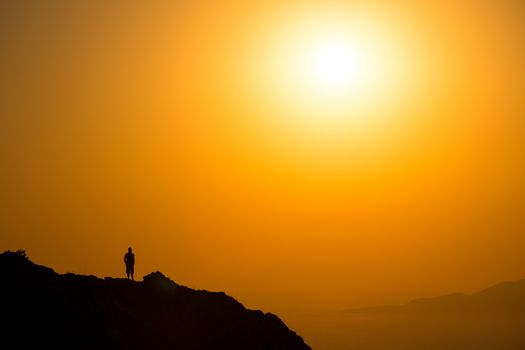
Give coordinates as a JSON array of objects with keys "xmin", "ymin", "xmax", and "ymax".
[{"xmin": 0, "ymin": 250, "xmax": 310, "ymax": 350}]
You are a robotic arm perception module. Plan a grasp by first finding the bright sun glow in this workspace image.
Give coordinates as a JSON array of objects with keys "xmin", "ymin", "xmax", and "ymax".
[
  {"xmin": 312, "ymin": 45, "xmax": 360, "ymax": 84},
  {"xmin": 246, "ymin": 9, "xmax": 424, "ymax": 148}
]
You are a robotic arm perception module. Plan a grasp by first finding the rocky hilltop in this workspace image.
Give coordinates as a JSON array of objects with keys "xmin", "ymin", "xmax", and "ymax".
[{"xmin": 0, "ymin": 250, "xmax": 311, "ymax": 350}]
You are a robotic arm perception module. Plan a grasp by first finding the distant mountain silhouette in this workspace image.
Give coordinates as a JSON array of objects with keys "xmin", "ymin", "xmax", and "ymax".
[
  {"xmin": 0, "ymin": 250, "xmax": 311, "ymax": 350},
  {"xmin": 347, "ymin": 278, "xmax": 525, "ymax": 315},
  {"xmin": 341, "ymin": 278, "xmax": 525, "ymax": 350}
]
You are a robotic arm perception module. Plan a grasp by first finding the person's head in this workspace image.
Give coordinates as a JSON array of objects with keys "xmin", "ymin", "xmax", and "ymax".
[{"xmin": 128, "ymin": 247, "xmax": 132, "ymax": 253}]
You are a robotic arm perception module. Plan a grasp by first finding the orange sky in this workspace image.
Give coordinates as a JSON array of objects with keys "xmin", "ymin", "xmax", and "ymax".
[{"xmin": 1, "ymin": 1, "xmax": 525, "ymax": 348}]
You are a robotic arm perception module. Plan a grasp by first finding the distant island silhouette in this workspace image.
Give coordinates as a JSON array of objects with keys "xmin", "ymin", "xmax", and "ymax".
[
  {"xmin": 0, "ymin": 250, "xmax": 311, "ymax": 350},
  {"xmin": 346, "ymin": 278, "xmax": 525, "ymax": 315},
  {"xmin": 337, "ymin": 277, "xmax": 525, "ymax": 350}
]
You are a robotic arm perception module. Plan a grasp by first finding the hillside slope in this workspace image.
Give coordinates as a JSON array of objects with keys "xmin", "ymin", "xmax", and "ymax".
[{"xmin": 0, "ymin": 250, "xmax": 311, "ymax": 350}]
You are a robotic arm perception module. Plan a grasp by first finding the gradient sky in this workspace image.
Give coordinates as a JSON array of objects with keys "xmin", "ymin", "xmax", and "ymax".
[{"xmin": 1, "ymin": 1, "xmax": 525, "ymax": 348}]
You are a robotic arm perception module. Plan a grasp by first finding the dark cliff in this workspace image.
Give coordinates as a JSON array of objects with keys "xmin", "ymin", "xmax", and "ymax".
[{"xmin": 0, "ymin": 250, "xmax": 311, "ymax": 350}]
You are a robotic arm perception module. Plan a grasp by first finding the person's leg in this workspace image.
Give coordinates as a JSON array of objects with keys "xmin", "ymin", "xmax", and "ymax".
[{"xmin": 131, "ymin": 266, "xmax": 134, "ymax": 281}]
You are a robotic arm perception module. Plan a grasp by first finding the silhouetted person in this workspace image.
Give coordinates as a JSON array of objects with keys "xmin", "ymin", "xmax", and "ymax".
[{"xmin": 124, "ymin": 247, "xmax": 135, "ymax": 280}]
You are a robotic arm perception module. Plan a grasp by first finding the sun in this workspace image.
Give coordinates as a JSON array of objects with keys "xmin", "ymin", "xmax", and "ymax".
[
  {"xmin": 312, "ymin": 45, "xmax": 360, "ymax": 85},
  {"xmin": 256, "ymin": 22, "xmax": 412, "ymax": 117},
  {"xmin": 242, "ymin": 8, "xmax": 423, "ymax": 148},
  {"xmin": 293, "ymin": 33, "xmax": 402, "ymax": 116}
]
